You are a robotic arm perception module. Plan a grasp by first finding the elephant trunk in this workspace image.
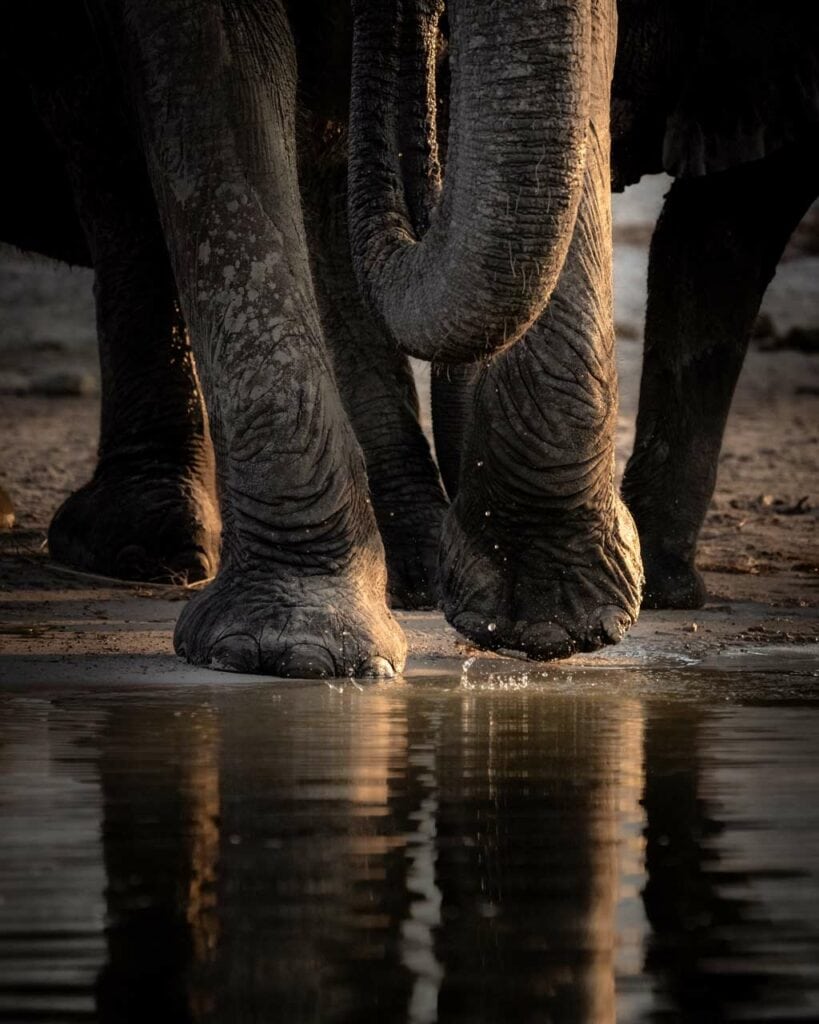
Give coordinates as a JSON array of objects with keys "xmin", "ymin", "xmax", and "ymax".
[{"xmin": 348, "ymin": 0, "xmax": 592, "ymax": 364}]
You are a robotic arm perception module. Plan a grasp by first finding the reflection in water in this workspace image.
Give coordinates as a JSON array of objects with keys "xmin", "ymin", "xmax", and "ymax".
[
  {"xmin": 642, "ymin": 703, "xmax": 819, "ymax": 1021},
  {"xmin": 401, "ymin": 720, "xmax": 444, "ymax": 1024},
  {"xmin": 428, "ymin": 692, "xmax": 643, "ymax": 1023},
  {"xmin": 0, "ymin": 699, "xmax": 106, "ymax": 1021},
  {"xmin": 0, "ymin": 676, "xmax": 817, "ymax": 1022},
  {"xmin": 95, "ymin": 704, "xmax": 221, "ymax": 1022}
]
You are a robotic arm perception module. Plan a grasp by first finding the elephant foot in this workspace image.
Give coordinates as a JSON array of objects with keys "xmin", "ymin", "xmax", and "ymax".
[
  {"xmin": 174, "ymin": 568, "xmax": 407, "ymax": 678},
  {"xmin": 439, "ymin": 495, "xmax": 644, "ymax": 660},
  {"xmin": 48, "ymin": 465, "xmax": 220, "ymax": 585},
  {"xmin": 379, "ymin": 505, "xmax": 445, "ymax": 610},
  {"xmin": 641, "ymin": 549, "xmax": 707, "ymax": 609}
]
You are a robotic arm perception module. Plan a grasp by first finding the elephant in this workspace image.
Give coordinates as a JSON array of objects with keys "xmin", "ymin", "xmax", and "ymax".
[
  {"xmin": 347, "ymin": 0, "xmax": 819, "ymax": 648},
  {"xmin": 598, "ymin": 0, "xmax": 819, "ymax": 609},
  {"xmin": 353, "ymin": 0, "xmax": 819, "ymax": 618},
  {"xmin": 3, "ymin": 0, "xmax": 816, "ymax": 677},
  {"xmin": 2, "ymin": 0, "xmax": 450, "ymax": 616}
]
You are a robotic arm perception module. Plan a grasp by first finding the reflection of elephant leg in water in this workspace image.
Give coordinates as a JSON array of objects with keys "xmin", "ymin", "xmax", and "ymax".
[
  {"xmin": 429, "ymin": 695, "xmax": 644, "ymax": 1022},
  {"xmin": 640, "ymin": 705, "xmax": 766, "ymax": 1020},
  {"xmin": 622, "ymin": 140, "xmax": 819, "ymax": 609},
  {"xmin": 95, "ymin": 708, "xmax": 220, "ymax": 1023}
]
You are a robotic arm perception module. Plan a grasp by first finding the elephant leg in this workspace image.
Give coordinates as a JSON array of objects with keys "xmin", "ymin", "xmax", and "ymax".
[
  {"xmin": 13, "ymin": 10, "xmax": 219, "ymax": 584},
  {"xmin": 430, "ymin": 363, "xmax": 481, "ymax": 502},
  {"xmin": 113, "ymin": 0, "xmax": 405, "ymax": 677},
  {"xmin": 438, "ymin": 0, "xmax": 643, "ymax": 659},
  {"xmin": 302, "ymin": 137, "xmax": 447, "ymax": 610},
  {"xmin": 621, "ymin": 141, "xmax": 819, "ymax": 609}
]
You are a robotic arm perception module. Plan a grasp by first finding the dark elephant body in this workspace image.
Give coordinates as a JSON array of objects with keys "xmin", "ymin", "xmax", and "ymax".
[
  {"xmin": 612, "ymin": 2, "xmax": 819, "ymax": 607},
  {"xmin": 2, "ymin": 1, "xmax": 817, "ymax": 673},
  {"xmin": 613, "ymin": 0, "xmax": 819, "ymax": 185}
]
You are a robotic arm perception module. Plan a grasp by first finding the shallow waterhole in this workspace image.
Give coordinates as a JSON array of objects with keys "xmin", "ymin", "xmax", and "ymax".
[{"xmin": 1, "ymin": 662, "xmax": 818, "ymax": 1022}]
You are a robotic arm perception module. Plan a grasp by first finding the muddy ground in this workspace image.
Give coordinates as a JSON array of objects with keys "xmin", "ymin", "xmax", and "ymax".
[{"xmin": 0, "ymin": 176, "xmax": 817, "ymax": 679}]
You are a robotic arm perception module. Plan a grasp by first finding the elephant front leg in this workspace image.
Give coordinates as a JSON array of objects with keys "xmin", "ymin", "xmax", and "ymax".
[
  {"xmin": 438, "ymin": 0, "xmax": 643, "ymax": 659},
  {"xmin": 117, "ymin": 0, "xmax": 405, "ymax": 677},
  {"xmin": 621, "ymin": 142, "xmax": 819, "ymax": 608},
  {"xmin": 438, "ymin": 240, "xmax": 643, "ymax": 658},
  {"xmin": 22, "ymin": 24, "xmax": 219, "ymax": 584}
]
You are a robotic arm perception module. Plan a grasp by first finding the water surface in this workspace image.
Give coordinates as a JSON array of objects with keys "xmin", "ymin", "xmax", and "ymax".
[{"xmin": 1, "ymin": 665, "xmax": 818, "ymax": 1022}]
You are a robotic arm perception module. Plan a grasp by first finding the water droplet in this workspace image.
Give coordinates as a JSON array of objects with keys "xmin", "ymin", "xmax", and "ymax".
[
  {"xmin": 484, "ymin": 510, "xmax": 491, "ymax": 517},
  {"xmin": 476, "ymin": 460, "xmax": 484, "ymax": 467},
  {"xmin": 487, "ymin": 622, "xmax": 496, "ymax": 632},
  {"xmin": 460, "ymin": 656, "xmax": 477, "ymax": 687},
  {"xmin": 493, "ymin": 543, "xmax": 499, "ymax": 550}
]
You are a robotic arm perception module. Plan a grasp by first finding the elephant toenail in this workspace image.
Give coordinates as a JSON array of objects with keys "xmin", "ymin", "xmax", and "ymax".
[
  {"xmin": 357, "ymin": 656, "xmax": 396, "ymax": 679},
  {"xmin": 518, "ymin": 622, "xmax": 574, "ymax": 660},
  {"xmin": 452, "ymin": 612, "xmax": 501, "ymax": 647},
  {"xmin": 171, "ymin": 547, "xmax": 216, "ymax": 585},
  {"xmin": 589, "ymin": 606, "xmax": 632, "ymax": 644},
  {"xmin": 207, "ymin": 633, "xmax": 260, "ymax": 673},
  {"xmin": 274, "ymin": 644, "xmax": 336, "ymax": 679}
]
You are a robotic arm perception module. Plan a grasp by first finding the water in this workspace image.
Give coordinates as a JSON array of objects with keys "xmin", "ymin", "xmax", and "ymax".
[{"xmin": 1, "ymin": 667, "xmax": 818, "ymax": 1022}]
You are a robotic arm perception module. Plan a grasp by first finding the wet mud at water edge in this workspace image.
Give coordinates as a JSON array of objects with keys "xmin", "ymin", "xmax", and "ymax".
[{"xmin": 0, "ymin": 663, "xmax": 818, "ymax": 1023}]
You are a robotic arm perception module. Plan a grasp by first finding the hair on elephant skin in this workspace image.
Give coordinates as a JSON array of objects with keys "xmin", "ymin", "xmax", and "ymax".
[{"xmin": 2, "ymin": 1, "xmax": 817, "ymax": 676}]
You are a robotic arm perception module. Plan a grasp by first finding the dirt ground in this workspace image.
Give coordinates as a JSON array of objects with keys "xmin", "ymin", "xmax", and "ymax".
[{"xmin": 1, "ymin": 176, "xmax": 817, "ymax": 679}]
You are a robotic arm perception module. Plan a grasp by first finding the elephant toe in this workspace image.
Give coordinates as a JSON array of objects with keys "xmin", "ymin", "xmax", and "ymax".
[
  {"xmin": 586, "ymin": 605, "xmax": 633, "ymax": 646},
  {"xmin": 519, "ymin": 622, "xmax": 574, "ymax": 660},
  {"xmin": 451, "ymin": 611, "xmax": 507, "ymax": 650},
  {"xmin": 204, "ymin": 633, "xmax": 261, "ymax": 673},
  {"xmin": 357, "ymin": 655, "xmax": 397, "ymax": 679},
  {"xmin": 273, "ymin": 644, "xmax": 337, "ymax": 679}
]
